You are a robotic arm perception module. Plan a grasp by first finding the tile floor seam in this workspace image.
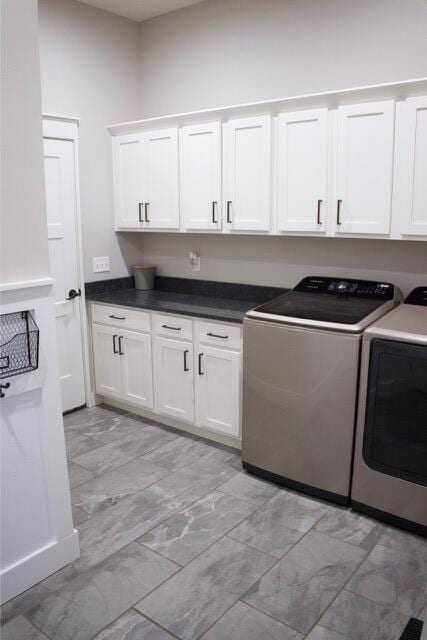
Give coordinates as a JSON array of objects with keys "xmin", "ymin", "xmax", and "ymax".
[
  {"xmin": 341, "ymin": 585, "xmax": 417, "ymax": 619},
  {"xmin": 17, "ymin": 614, "xmax": 53, "ymax": 640},
  {"xmin": 129, "ymin": 607, "xmax": 183, "ymax": 640},
  {"xmin": 235, "ymin": 599, "xmax": 303, "ymax": 637},
  {"xmin": 234, "ymin": 517, "xmax": 360, "ymax": 635}
]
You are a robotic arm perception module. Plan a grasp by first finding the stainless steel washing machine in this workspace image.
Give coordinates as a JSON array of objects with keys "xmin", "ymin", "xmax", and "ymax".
[
  {"xmin": 242, "ymin": 276, "xmax": 400, "ymax": 505},
  {"xmin": 351, "ymin": 286, "xmax": 427, "ymax": 536}
]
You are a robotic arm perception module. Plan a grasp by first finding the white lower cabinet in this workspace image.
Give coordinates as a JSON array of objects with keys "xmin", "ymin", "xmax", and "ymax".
[
  {"xmin": 195, "ymin": 345, "xmax": 240, "ymax": 437},
  {"xmin": 92, "ymin": 322, "xmax": 153, "ymax": 409},
  {"xmin": 92, "ymin": 306, "xmax": 242, "ymax": 441},
  {"xmin": 153, "ymin": 336, "xmax": 194, "ymax": 422}
]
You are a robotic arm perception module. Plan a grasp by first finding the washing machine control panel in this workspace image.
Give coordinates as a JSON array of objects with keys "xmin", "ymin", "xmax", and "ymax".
[{"xmin": 295, "ymin": 277, "xmax": 394, "ymax": 300}]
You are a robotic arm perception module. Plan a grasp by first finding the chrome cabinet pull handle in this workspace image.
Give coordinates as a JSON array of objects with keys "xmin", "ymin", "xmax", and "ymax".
[
  {"xmin": 138, "ymin": 202, "xmax": 144, "ymax": 222},
  {"xmin": 317, "ymin": 199, "xmax": 322, "ymax": 225},
  {"xmin": 112, "ymin": 334, "xmax": 118, "ymax": 354},
  {"xmin": 109, "ymin": 314, "xmax": 126, "ymax": 320},
  {"xmin": 206, "ymin": 332, "xmax": 228, "ymax": 339},
  {"xmin": 198, "ymin": 353, "xmax": 204, "ymax": 375},
  {"xmin": 162, "ymin": 324, "xmax": 181, "ymax": 331},
  {"xmin": 226, "ymin": 201, "xmax": 232, "ymax": 224},
  {"xmin": 183, "ymin": 349, "xmax": 189, "ymax": 372},
  {"xmin": 118, "ymin": 336, "xmax": 124, "ymax": 356},
  {"xmin": 337, "ymin": 199, "xmax": 342, "ymax": 226},
  {"xmin": 212, "ymin": 201, "xmax": 218, "ymax": 224},
  {"xmin": 144, "ymin": 202, "xmax": 150, "ymax": 223}
]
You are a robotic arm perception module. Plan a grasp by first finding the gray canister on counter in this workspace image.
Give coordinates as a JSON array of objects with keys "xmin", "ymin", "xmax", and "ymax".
[{"xmin": 133, "ymin": 265, "xmax": 156, "ymax": 290}]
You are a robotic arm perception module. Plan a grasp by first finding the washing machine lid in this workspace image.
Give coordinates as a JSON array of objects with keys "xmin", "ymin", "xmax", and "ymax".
[
  {"xmin": 247, "ymin": 276, "xmax": 398, "ymax": 332},
  {"xmin": 364, "ymin": 287, "xmax": 427, "ymax": 345}
]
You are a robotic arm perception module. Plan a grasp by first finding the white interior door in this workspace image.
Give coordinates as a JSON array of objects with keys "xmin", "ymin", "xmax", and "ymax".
[
  {"xmin": 121, "ymin": 329, "xmax": 154, "ymax": 409},
  {"xmin": 92, "ymin": 323, "xmax": 122, "ymax": 400},
  {"xmin": 154, "ymin": 336, "xmax": 194, "ymax": 422},
  {"xmin": 142, "ymin": 128, "xmax": 179, "ymax": 229},
  {"xmin": 44, "ymin": 136, "xmax": 86, "ymax": 412},
  {"xmin": 180, "ymin": 122, "xmax": 222, "ymax": 230},
  {"xmin": 114, "ymin": 133, "xmax": 143, "ymax": 228},
  {"xmin": 225, "ymin": 115, "xmax": 271, "ymax": 231},
  {"xmin": 277, "ymin": 108, "xmax": 328, "ymax": 232},
  {"xmin": 335, "ymin": 100, "xmax": 395, "ymax": 235},
  {"xmin": 196, "ymin": 346, "xmax": 240, "ymax": 436}
]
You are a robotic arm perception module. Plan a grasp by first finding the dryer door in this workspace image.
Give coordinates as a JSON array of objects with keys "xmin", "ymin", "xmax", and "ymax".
[{"xmin": 363, "ymin": 339, "xmax": 427, "ymax": 487}]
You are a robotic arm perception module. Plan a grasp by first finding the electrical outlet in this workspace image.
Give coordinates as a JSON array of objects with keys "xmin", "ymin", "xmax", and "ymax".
[
  {"xmin": 93, "ymin": 256, "xmax": 110, "ymax": 273},
  {"xmin": 189, "ymin": 251, "xmax": 201, "ymax": 272}
]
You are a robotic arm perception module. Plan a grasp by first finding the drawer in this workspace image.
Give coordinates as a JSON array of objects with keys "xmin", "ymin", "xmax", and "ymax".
[
  {"xmin": 197, "ymin": 320, "xmax": 241, "ymax": 350},
  {"xmin": 153, "ymin": 313, "xmax": 193, "ymax": 340},
  {"xmin": 91, "ymin": 303, "xmax": 151, "ymax": 332}
]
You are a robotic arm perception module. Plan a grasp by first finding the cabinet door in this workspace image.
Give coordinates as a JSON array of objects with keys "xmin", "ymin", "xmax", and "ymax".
[
  {"xmin": 225, "ymin": 115, "xmax": 271, "ymax": 231},
  {"xmin": 196, "ymin": 346, "xmax": 240, "ymax": 437},
  {"xmin": 393, "ymin": 96, "xmax": 427, "ymax": 237},
  {"xmin": 92, "ymin": 324, "xmax": 122, "ymax": 399},
  {"xmin": 120, "ymin": 329, "xmax": 153, "ymax": 409},
  {"xmin": 277, "ymin": 109, "xmax": 328, "ymax": 232},
  {"xmin": 142, "ymin": 128, "xmax": 179, "ymax": 229},
  {"xmin": 153, "ymin": 337, "xmax": 194, "ymax": 422},
  {"xmin": 180, "ymin": 122, "xmax": 222, "ymax": 230},
  {"xmin": 335, "ymin": 100, "xmax": 395, "ymax": 235},
  {"xmin": 114, "ymin": 134, "xmax": 143, "ymax": 228}
]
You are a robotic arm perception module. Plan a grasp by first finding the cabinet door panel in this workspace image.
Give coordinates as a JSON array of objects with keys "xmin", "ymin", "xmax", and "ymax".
[
  {"xmin": 180, "ymin": 122, "xmax": 221, "ymax": 230},
  {"xmin": 154, "ymin": 337, "xmax": 194, "ymax": 422},
  {"xmin": 114, "ymin": 134, "xmax": 143, "ymax": 228},
  {"xmin": 142, "ymin": 128, "xmax": 179, "ymax": 229},
  {"xmin": 393, "ymin": 96, "xmax": 427, "ymax": 237},
  {"xmin": 336, "ymin": 101, "xmax": 394, "ymax": 235},
  {"xmin": 226, "ymin": 115, "xmax": 271, "ymax": 231},
  {"xmin": 121, "ymin": 330, "xmax": 153, "ymax": 409},
  {"xmin": 92, "ymin": 324, "xmax": 122, "ymax": 399},
  {"xmin": 277, "ymin": 109, "xmax": 328, "ymax": 232},
  {"xmin": 196, "ymin": 346, "xmax": 240, "ymax": 437}
]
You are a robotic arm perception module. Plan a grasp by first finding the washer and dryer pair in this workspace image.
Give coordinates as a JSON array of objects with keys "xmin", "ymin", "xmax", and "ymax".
[{"xmin": 242, "ymin": 277, "xmax": 426, "ymax": 536}]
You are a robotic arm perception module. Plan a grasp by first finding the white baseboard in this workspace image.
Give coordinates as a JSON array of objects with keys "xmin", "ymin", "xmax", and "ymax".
[
  {"xmin": 104, "ymin": 398, "xmax": 242, "ymax": 451},
  {"xmin": 1, "ymin": 530, "xmax": 80, "ymax": 604}
]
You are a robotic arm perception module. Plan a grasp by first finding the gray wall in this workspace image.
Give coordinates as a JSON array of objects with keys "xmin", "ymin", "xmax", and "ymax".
[
  {"xmin": 1, "ymin": 0, "xmax": 50, "ymax": 284},
  {"xmin": 137, "ymin": 0, "xmax": 427, "ymax": 295},
  {"xmin": 38, "ymin": 0, "xmax": 143, "ymax": 281},
  {"xmin": 37, "ymin": 0, "xmax": 427, "ymax": 290},
  {"xmin": 139, "ymin": 0, "xmax": 427, "ymax": 116}
]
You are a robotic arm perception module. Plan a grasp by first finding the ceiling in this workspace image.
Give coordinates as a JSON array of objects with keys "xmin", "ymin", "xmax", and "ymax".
[{"xmin": 76, "ymin": 0, "xmax": 207, "ymax": 22}]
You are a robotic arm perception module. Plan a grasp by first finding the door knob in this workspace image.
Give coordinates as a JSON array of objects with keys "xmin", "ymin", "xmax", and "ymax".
[{"xmin": 66, "ymin": 288, "xmax": 81, "ymax": 300}]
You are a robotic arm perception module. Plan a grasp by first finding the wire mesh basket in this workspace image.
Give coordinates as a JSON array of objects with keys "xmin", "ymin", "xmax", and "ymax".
[{"xmin": 0, "ymin": 311, "xmax": 40, "ymax": 378}]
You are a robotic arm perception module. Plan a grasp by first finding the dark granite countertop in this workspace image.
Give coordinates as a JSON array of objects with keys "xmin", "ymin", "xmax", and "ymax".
[{"xmin": 85, "ymin": 277, "xmax": 288, "ymax": 324}]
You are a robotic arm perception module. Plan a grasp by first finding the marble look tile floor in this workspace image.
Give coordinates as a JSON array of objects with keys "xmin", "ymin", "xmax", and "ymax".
[{"xmin": 1, "ymin": 405, "xmax": 426, "ymax": 640}]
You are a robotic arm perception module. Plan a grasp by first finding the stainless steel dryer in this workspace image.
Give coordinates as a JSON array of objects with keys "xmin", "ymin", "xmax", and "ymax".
[
  {"xmin": 242, "ymin": 276, "xmax": 400, "ymax": 505},
  {"xmin": 351, "ymin": 286, "xmax": 427, "ymax": 536}
]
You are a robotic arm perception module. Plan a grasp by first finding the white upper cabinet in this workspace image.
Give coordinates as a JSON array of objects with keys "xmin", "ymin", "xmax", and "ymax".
[
  {"xmin": 392, "ymin": 96, "xmax": 427, "ymax": 237},
  {"xmin": 276, "ymin": 108, "xmax": 328, "ymax": 233},
  {"xmin": 225, "ymin": 115, "xmax": 272, "ymax": 231},
  {"xmin": 141, "ymin": 127, "xmax": 180, "ymax": 229},
  {"xmin": 114, "ymin": 133, "xmax": 143, "ymax": 228},
  {"xmin": 335, "ymin": 100, "xmax": 395, "ymax": 235},
  {"xmin": 180, "ymin": 122, "xmax": 222, "ymax": 231}
]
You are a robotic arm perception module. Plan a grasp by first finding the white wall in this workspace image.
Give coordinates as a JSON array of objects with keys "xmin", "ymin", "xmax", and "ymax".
[
  {"xmin": 1, "ymin": 0, "xmax": 50, "ymax": 284},
  {"xmin": 137, "ymin": 0, "xmax": 427, "ymax": 295},
  {"xmin": 138, "ymin": 0, "xmax": 427, "ymax": 117},
  {"xmin": 38, "ymin": 0, "xmax": 143, "ymax": 281}
]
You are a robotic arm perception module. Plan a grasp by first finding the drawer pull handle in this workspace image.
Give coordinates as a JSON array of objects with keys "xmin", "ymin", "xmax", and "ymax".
[
  {"xmin": 144, "ymin": 202, "xmax": 150, "ymax": 223},
  {"xmin": 198, "ymin": 352, "xmax": 204, "ymax": 375},
  {"xmin": 183, "ymin": 349, "xmax": 189, "ymax": 372},
  {"xmin": 118, "ymin": 336, "xmax": 124, "ymax": 356},
  {"xmin": 138, "ymin": 202, "xmax": 144, "ymax": 223},
  {"xmin": 317, "ymin": 199, "xmax": 322, "ymax": 225},
  {"xmin": 212, "ymin": 201, "xmax": 217, "ymax": 224},
  {"xmin": 207, "ymin": 332, "xmax": 228, "ymax": 339},
  {"xmin": 112, "ymin": 334, "xmax": 118, "ymax": 354},
  {"xmin": 162, "ymin": 324, "xmax": 181, "ymax": 331},
  {"xmin": 109, "ymin": 314, "xmax": 126, "ymax": 320},
  {"xmin": 226, "ymin": 200, "xmax": 232, "ymax": 224},
  {"xmin": 336, "ymin": 199, "xmax": 342, "ymax": 226}
]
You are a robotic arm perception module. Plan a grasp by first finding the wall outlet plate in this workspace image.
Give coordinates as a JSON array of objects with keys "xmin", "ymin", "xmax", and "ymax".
[{"xmin": 93, "ymin": 256, "xmax": 110, "ymax": 273}]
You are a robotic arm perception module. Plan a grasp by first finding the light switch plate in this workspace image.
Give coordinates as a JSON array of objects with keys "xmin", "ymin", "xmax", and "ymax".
[{"xmin": 93, "ymin": 256, "xmax": 110, "ymax": 273}]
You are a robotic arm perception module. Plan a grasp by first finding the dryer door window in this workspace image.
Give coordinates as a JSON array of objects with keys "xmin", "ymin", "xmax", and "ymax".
[{"xmin": 363, "ymin": 339, "xmax": 427, "ymax": 486}]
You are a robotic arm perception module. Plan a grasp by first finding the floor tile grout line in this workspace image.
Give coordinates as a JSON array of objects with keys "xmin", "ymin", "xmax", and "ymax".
[
  {"xmin": 341, "ymin": 585, "xmax": 416, "ymax": 620},
  {"xmin": 240, "ymin": 599, "xmax": 303, "ymax": 636}
]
